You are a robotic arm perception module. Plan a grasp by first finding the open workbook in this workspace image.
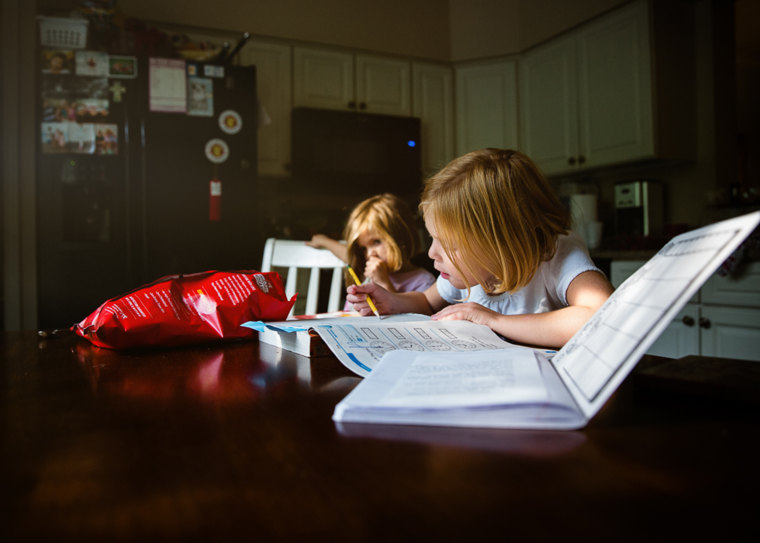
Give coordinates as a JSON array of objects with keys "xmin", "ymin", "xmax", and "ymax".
[
  {"xmin": 242, "ymin": 313, "xmax": 537, "ymax": 377},
  {"xmin": 330, "ymin": 211, "xmax": 760, "ymax": 430}
]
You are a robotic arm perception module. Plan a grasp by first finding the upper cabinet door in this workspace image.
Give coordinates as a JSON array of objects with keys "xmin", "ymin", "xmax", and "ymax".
[
  {"xmin": 293, "ymin": 46, "xmax": 354, "ymax": 111},
  {"xmin": 577, "ymin": 0, "xmax": 653, "ymax": 169},
  {"xmin": 412, "ymin": 61, "xmax": 454, "ymax": 176},
  {"xmin": 519, "ymin": 35, "xmax": 578, "ymax": 174},
  {"xmin": 293, "ymin": 47, "xmax": 411, "ymax": 116},
  {"xmin": 519, "ymin": 0, "xmax": 668, "ymax": 176},
  {"xmin": 356, "ymin": 54, "xmax": 411, "ymax": 116},
  {"xmin": 455, "ymin": 60, "xmax": 519, "ymax": 156},
  {"xmin": 239, "ymin": 40, "xmax": 292, "ymax": 177}
]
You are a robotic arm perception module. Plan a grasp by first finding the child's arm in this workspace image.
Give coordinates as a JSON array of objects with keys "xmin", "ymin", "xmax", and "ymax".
[
  {"xmin": 431, "ymin": 270, "xmax": 614, "ymax": 348},
  {"xmin": 346, "ymin": 282, "xmax": 447, "ymax": 316},
  {"xmin": 305, "ymin": 234, "xmax": 348, "ymax": 262}
]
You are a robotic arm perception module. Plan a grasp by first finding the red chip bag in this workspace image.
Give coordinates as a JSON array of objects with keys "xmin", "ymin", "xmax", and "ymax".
[{"xmin": 74, "ymin": 270, "xmax": 296, "ymax": 349}]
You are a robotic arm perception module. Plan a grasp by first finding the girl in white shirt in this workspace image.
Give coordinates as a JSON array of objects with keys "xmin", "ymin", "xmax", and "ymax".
[{"xmin": 346, "ymin": 149, "xmax": 614, "ymax": 348}]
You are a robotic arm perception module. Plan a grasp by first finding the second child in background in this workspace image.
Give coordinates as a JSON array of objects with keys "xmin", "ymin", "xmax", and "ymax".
[{"xmin": 307, "ymin": 193, "xmax": 435, "ymax": 302}]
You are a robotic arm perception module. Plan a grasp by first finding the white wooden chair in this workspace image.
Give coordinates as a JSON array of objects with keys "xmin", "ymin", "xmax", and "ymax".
[{"xmin": 260, "ymin": 238, "xmax": 346, "ymax": 318}]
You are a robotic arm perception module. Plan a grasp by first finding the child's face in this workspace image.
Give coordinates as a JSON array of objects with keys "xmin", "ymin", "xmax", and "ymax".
[
  {"xmin": 424, "ymin": 215, "xmax": 483, "ymax": 289},
  {"xmin": 357, "ymin": 230, "xmax": 389, "ymax": 263}
]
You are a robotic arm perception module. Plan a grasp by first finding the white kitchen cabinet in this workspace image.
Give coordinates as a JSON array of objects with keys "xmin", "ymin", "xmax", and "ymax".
[
  {"xmin": 611, "ymin": 260, "xmax": 760, "ymax": 362},
  {"xmin": 701, "ymin": 263, "xmax": 760, "ymax": 307},
  {"xmin": 647, "ymin": 304, "xmax": 701, "ymax": 359},
  {"xmin": 293, "ymin": 47, "xmax": 353, "ymax": 111},
  {"xmin": 356, "ymin": 54, "xmax": 411, "ymax": 116},
  {"xmin": 412, "ymin": 61, "xmax": 454, "ymax": 177},
  {"xmin": 454, "ymin": 59, "xmax": 519, "ymax": 155},
  {"xmin": 519, "ymin": 0, "xmax": 693, "ymax": 176},
  {"xmin": 519, "ymin": 35, "xmax": 579, "ymax": 174},
  {"xmin": 700, "ymin": 305, "xmax": 760, "ymax": 360},
  {"xmin": 700, "ymin": 263, "xmax": 760, "ymax": 359},
  {"xmin": 293, "ymin": 46, "xmax": 411, "ymax": 116},
  {"xmin": 239, "ymin": 40, "xmax": 292, "ymax": 177}
]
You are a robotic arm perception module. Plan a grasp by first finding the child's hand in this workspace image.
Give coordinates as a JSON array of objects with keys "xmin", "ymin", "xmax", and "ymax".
[
  {"xmin": 305, "ymin": 234, "xmax": 332, "ymax": 249},
  {"xmin": 346, "ymin": 282, "xmax": 391, "ymax": 316},
  {"xmin": 431, "ymin": 302, "xmax": 499, "ymax": 329},
  {"xmin": 364, "ymin": 257, "xmax": 392, "ymax": 290}
]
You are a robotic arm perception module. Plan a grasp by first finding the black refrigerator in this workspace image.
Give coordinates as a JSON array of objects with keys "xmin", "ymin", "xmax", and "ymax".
[{"xmin": 37, "ymin": 53, "xmax": 259, "ymax": 329}]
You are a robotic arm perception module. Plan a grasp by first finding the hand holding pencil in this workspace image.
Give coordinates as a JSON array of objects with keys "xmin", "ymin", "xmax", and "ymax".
[{"xmin": 346, "ymin": 264, "xmax": 382, "ymax": 318}]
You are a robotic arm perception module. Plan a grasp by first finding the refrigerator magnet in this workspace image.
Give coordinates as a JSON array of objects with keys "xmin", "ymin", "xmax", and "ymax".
[
  {"xmin": 42, "ymin": 49, "xmax": 74, "ymax": 74},
  {"xmin": 109, "ymin": 81, "xmax": 126, "ymax": 103},
  {"xmin": 108, "ymin": 56, "xmax": 137, "ymax": 79},
  {"xmin": 187, "ymin": 77, "xmax": 214, "ymax": 117},
  {"xmin": 209, "ymin": 179, "xmax": 222, "ymax": 221},
  {"xmin": 75, "ymin": 51, "xmax": 109, "ymax": 77},
  {"xmin": 218, "ymin": 110, "xmax": 242, "ymax": 134},
  {"xmin": 204, "ymin": 65, "xmax": 224, "ymax": 78},
  {"xmin": 205, "ymin": 138, "xmax": 229, "ymax": 164}
]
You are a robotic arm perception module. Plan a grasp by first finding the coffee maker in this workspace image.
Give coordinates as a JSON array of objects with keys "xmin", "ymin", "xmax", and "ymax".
[{"xmin": 614, "ymin": 180, "xmax": 663, "ymax": 237}]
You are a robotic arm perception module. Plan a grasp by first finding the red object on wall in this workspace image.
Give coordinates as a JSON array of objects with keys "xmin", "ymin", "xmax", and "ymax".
[{"xmin": 209, "ymin": 179, "xmax": 222, "ymax": 221}]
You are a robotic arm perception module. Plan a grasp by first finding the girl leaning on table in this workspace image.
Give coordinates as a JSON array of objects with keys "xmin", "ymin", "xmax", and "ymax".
[
  {"xmin": 346, "ymin": 148, "xmax": 614, "ymax": 349},
  {"xmin": 306, "ymin": 193, "xmax": 435, "ymax": 309}
]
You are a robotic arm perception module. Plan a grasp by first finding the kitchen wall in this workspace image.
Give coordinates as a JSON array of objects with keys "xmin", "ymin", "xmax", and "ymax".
[
  {"xmin": 448, "ymin": 0, "xmax": 626, "ymax": 61},
  {"xmin": 118, "ymin": 0, "xmax": 452, "ymax": 61},
  {"xmin": 116, "ymin": 0, "xmax": 626, "ymax": 61}
]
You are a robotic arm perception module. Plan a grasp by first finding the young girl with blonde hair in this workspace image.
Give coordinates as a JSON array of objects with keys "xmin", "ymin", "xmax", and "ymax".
[
  {"xmin": 346, "ymin": 149, "xmax": 614, "ymax": 348},
  {"xmin": 307, "ymin": 193, "xmax": 435, "ymax": 299}
]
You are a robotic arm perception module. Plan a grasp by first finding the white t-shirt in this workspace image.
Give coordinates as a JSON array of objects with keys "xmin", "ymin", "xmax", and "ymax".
[{"xmin": 436, "ymin": 232, "xmax": 601, "ymax": 315}]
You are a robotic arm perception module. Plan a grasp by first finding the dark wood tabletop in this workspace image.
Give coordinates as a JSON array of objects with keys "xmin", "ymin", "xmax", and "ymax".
[{"xmin": 1, "ymin": 330, "xmax": 758, "ymax": 542}]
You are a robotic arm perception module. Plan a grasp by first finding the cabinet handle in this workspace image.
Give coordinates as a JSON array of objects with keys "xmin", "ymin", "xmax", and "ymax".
[
  {"xmin": 348, "ymin": 100, "xmax": 356, "ymax": 109},
  {"xmin": 568, "ymin": 157, "xmax": 576, "ymax": 166},
  {"xmin": 578, "ymin": 155, "xmax": 586, "ymax": 165},
  {"xmin": 681, "ymin": 316, "xmax": 695, "ymax": 327},
  {"xmin": 698, "ymin": 317, "xmax": 711, "ymax": 329},
  {"xmin": 359, "ymin": 102, "xmax": 367, "ymax": 110}
]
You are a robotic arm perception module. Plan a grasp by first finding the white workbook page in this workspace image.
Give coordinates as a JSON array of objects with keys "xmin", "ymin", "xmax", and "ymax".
[
  {"xmin": 376, "ymin": 348, "xmax": 547, "ymax": 408},
  {"xmin": 333, "ymin": 348, "xmax": 583, "ymax": 429},
  {"xmin": 314, "ymin": 319, "xmax": 518, "ymax": 377}
]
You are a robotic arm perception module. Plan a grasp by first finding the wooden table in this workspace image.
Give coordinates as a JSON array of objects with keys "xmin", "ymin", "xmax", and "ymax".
[{"xmin": 1, "ymin": 331, "xmax": 758, "ymax": 541}]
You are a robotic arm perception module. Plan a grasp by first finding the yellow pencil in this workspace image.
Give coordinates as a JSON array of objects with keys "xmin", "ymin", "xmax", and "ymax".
[{"xmin": 346, "ymin": 265, "xmax": 381, "ymax": 318}]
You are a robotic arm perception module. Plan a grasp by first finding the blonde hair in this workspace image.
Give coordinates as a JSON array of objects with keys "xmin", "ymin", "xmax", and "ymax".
[
  {"xmin": 343, "ymin": 193, "xmax": 420, "ymax": 281},
  {"xmin": 420, "ymin": 148, "xmax": 570, "ymax": 295}
]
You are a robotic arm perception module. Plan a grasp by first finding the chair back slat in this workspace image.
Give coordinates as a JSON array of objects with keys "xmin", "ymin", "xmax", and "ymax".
[
  {"xmin": 260, "ymin": 238, "xmax": 346, "ymax": 318},
  {"xmin": 327, "ymin": 268, "xmax": 344, "ymax": 312}
]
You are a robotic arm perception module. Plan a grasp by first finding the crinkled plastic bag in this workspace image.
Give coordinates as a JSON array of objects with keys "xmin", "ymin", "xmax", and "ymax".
[{"xmin": 74, "ymin": 270, "xmax": 296, "ymax": 349}]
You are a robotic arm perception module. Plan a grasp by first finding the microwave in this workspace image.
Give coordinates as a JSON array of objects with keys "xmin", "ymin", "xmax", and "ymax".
[{"xmin": 290, "ymin": 107, "xmax": 422, "ymax": 198}]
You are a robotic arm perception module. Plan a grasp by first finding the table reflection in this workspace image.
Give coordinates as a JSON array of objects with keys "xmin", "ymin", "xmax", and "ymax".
[
  {"xmin": 71, "ymin": 339, "xmax": 316, "ymax": 402},
  {"xmin": 67, "ymin": 336, "xmax": 586, "ymax": 455}
]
